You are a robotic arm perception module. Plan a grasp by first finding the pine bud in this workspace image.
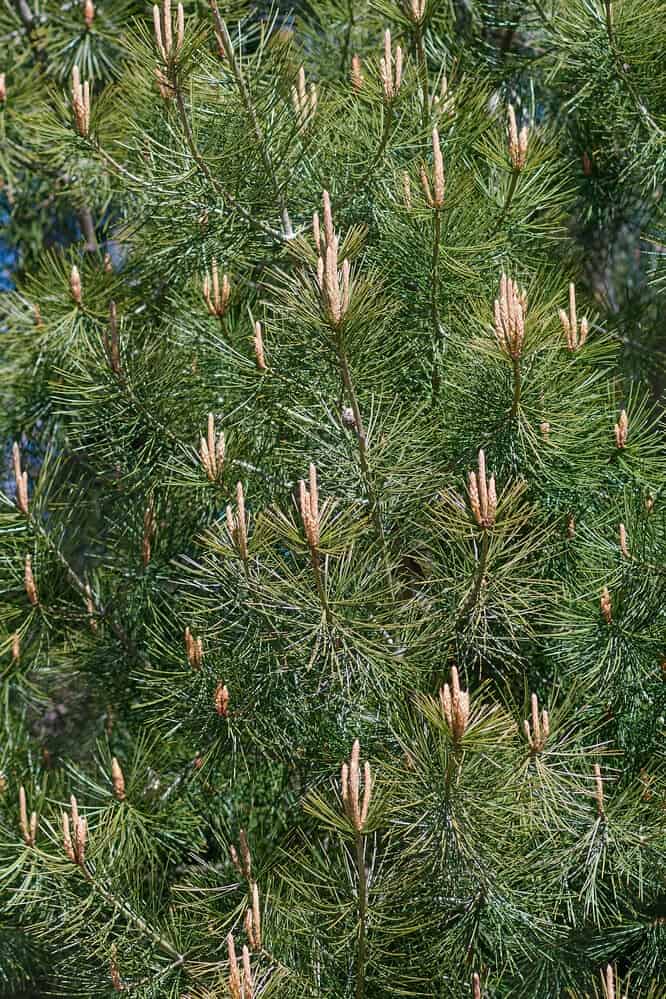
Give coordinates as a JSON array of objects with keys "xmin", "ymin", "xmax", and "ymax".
[
  {"xmin": 614, "ymin": 409, "xmax": 628, "ymax": 448},
  {"xmin": 523, "ymin": 692, "xmax": 549, "ymax": 752},
  {"xmin": 291, "ymin": 65, "xmax": 317, "ymax": 134},
  {"xmin": 507, "ymin": 104, "xmax": 528, "ymax": 171},
  {"xmin": 316, "ymin": 191, "xmax": 351, "ymax": 327},
  {"xmin": 199, "ymin": 413, "xmax": 225, "ymax": 482},
  {"xmin": 618, "ymin": 523, "xmax": 629, "ymax": 558},
  {"xmin": 71, "ymin": 66, "xmax": 91, "ymax": 137},
  {"xmin": 566, "ymin": 513, "xmax": 575, "ymax": 539},
  {"xmin": 420, "ymin": 127, "xmax": 446, "ymax": 209},
  {"xmin": 299, "ymin": 463, "xmax": 320, "ymax": 549},
  {"xmin": 70, "ymin": 264, "xmax": 82, "ymax": 304},
  {"xmin": 439, "ymin": 666, "xmax": 470, "ymax": 744},
  {"xmin": 111, "ymin": 757, "xmax": 125, "ymax": 801},
  {"xmin": 379, "ymin": 29, "xmax": 402, "ymax": 102},
  {"xmin": 559, "ymin": 282, "xmax": 589, "ymax": 351},
  {"xmin": 184, "ymin": 626, "xmax": 203, "ymax": 668},
  {"xmin": 226, "ymin": 482, "xmax": 249, "ymax": 561},
  {"xmin": 103, "ymin": 252, "xmax": 113, "ymax": 273},
  {"xmin": 214, "ymin": 681, "xmax": 230, "ymax": 717},
  {"xmin": 33, "ymin": 303, "xmax": 44, "ymax": 327},
  {"xmin": 11, "ymin": 631, "xmax": 20, "ymax": 662},
  {"xmin": 227, "ymin": 933, "xmax": 242, "ymax": 999},
  {"xmin": 405, "ymin": 0, "xmax": 426, "ymax": 22},
  {"xmin": 472, "ymin": 973, "xmax": 481, "ymax": 999},
  {"xmin": 12, "ymin": 442, "xmax": 29, "ymax": 515},
  {"xmin": 0, "ymin": 74, "xmax": 6, "ymax": 102},
  {"xmin": 250, "ymin": 880, "xmax": 262, "ymax": 948},
  {"xmin": 351, "ymin": 54, "xmax": 364, "ymax": 92},
  {"xmin": 24, "ymin": 554, "xmax": 38, "ymax": 606},
  {"xmin": 593, "ymin": 763, "xmax": 605, "ymax": 817},
  {"xmin": 242, "ymin": 945, "xmax": 254, "ymax": 999},
  {"xmin": 467, "ymin": 449, "xmax": 496, "ymax": 528},
  {"xmin": 63, "ymin": 811, "xmax": 77, "ymax": 862},
  {"xmin": 83, "ymin": 0, "xmax": 95, "ymax": 27},
  {"xmin": 19, "ymin": 786, "xmax": 38, "ymax": 846},
  {"xmin": 603, "ymin": 964, "xmax": 616, "ymax": 999},
  {"xmin": 540, "ymin": 421, "xmax": 550, "ymax": 440},
  {"xmin": 600, "ymin": 586, "xmax": 612, "ymax": 624},
  {"xmin": 203, "ymin": 260, "xmax": 231, "ymax": 317},
  {"xmin": 153, "ymin": 0, "xmax": 185, "ymax": 61},
  {"xmin": 253, "ymin": 320, "xmax": 267, "ymax": 372},
  {"xmin": 340, "ymin": 739, "xmax": 372, "ymax": 831},
  {"xmin": 493, "ymin": 273, "xmax": 527, "ymax": 359}
]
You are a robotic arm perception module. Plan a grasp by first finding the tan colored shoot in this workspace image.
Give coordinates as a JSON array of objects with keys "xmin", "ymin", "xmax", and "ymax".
[
  {"xmin": 494, "ymin": 273, "xmax": 527, "ymax": 359},
  {"xmin": 559, "ymin": 282, "xmax": 589, "ymax": 351},
  {"xmin": 340, "ymin": 739, "xmax": 373, "ymax": 831},
  {"xmin": 71, "ymin": 66, "xmax": 91, "ymax": 137},
  {"xmin": 439, "ymin": 666, "xmax": 470, "ymax": 744},
  {"xmin": 380, "ymin": 29, "xmax": 403, "ymax": 102},
  {"xmin": 12, "ymin": 442, "xmax": 29, "ymax": 515},
  {"xmin": 467, "ymin": 449, "xmax": 497, "ymax": 528},
  {"xmin": 523, "ymin": 692, "xmax": 550, "ymax": 752},
  {"xmin": 199, "ymin": 413, "xmax": 225, "ymax": 482}
]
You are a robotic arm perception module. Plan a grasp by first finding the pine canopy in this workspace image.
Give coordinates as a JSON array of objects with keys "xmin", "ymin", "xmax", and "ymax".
[{"xmin": 0, "ymin": 1, "xmax": 665, "ymax": 997}]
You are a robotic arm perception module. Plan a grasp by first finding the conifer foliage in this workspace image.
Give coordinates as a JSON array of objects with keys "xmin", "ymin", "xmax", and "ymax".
[{"xmin": 0, "ymin": 1, "xmax": 665, "ymax": 996}]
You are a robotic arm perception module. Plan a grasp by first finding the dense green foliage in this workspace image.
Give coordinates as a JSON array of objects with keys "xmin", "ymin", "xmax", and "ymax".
[{"xmin": 0, "ymin": 1, "xmax": 665, "ymax": 996}]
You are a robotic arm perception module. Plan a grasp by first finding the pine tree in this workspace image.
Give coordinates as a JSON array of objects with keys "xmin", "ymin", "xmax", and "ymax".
[{"xmin": 0, "ymin": 1, "xmax": 665, "ymax": 997}]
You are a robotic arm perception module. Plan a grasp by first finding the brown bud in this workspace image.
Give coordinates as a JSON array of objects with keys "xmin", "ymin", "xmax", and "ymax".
[
  {"xmin": 379, "ymin": 29, "xmax": 402, "ymax": 102},
  {"xmin": 253, "ymin": 321, "xmax": 267, "ymax": 372},
  {"xmin": 351, "ymin": 54, "xmax": 364, "ymax": 92},
  {"xmin": 618, "ymin": 523, "xmax": 629, "ymax": 558},
  {"xmin": 111, "ymin": 757, "xmax": 125, "ymax": 801},
  {"xmin": 185, "ymin": 626, "xmax": 203, "ymax": 669},
  {"xmin": 11, "ymin": 631, "xmax": 20, "ymax": 662},
  {"xmin": 340, "ymin": 738, "xmax": 372, "ymax": 831},
  {"xmin": 83, "ymin": 0, "xmax": 95, "ymax": 27},
  {"xmin": 439, "ymin": 666, "xmax": 470, "ymax": 744},
  {"xmin": 614, "ymin": 409, "xmax": 628, "ymax": 448},
  {"xmin": 24, "ymin": 554, "xmax": 38, "ymax": 606},
  {"xmin": 227, "ymin": 933, "xmax": 242, "ymax": 999},
  {"xmin": 472, "ymin": 972, "xmax": 482, "ymax": 999},
  {"xmin": 299, "ymin": 463, "xmax": 321, "ymax": 550},
  {"xmin": 241, "ymin": 945, "xmax": 254, "ymax": 999},
  {"xmin": 70, "ymin": 264, "xmax": 82, "ymax": 304},
  {"xmin": 600, "ymin": 586, "xmax": 612, "ymax": 624},
  {"xmin": 523, "ymin": 692, "xmax": 549, "ymax": 752},
  {"xmin": 71, "ymin": 67, "xmax": 91, "ymax": 137},
  {"xmin": 539, "ymin": 421, "xmax": 550, "ymax": 440},
  {"xmin": 19, "ymin": 785, "xmax": 37, "ymax": 846},
  {"xmin": 214, "ymin": 682, "xmax": 230, "ymax": 717},
  {"xmin": 199, "ymin": 413, "xmax": 225, "ymax": 482},
  {"xmin": 422, "ymin": 127, "xmax": 445, "ymax": 209},
  {"xmin": 467, "ymin": 449, "xmax": 496, "ymax": 528},
  {"xmin": 0, "ymin": 74, "xmax": 6, "ymax": 102},
  {"xmin": 12, "ymin": 442, "xmax": 29, "ymax": 515},
  {"xmin": 226, "ymin": 482, "xmax": 249, "ymax": 562},
  {"xmin": 559, "ymin": 282, "xmax": 589, "ymax": 351},
  {"xmin": 507, "ymin": 104, "xmax": 528, "ymax": 171},
  {"xmin": 493, "ymin": 272, "xmax": 526, "ymax": 359}
]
